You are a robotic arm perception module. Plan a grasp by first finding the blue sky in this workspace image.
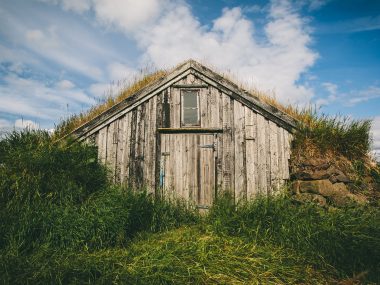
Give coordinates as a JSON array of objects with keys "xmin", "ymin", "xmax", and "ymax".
[{"xmin": 0, "ymin": 0, "xmax": 379, "ymax": 156}]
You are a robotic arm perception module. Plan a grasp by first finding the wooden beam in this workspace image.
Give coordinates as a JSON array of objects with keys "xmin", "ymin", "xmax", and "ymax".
[
  {"xmin": 172, "ymin": 84, "xmax": 208, "ymax": 88},
  {"xmin": 157, "ymin": 128, "xmax": 223, "ymax": 133}
]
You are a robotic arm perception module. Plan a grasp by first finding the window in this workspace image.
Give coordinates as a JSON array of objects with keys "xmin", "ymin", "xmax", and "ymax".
[{"xmin": 181, "ymin": 90, "xmax": 200, "ymax": 126}]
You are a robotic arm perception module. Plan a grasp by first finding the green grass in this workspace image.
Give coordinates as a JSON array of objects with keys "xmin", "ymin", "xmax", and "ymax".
[
  {"xmin": 1, "ymin": 226, "xmax": 336, "ymax": 285},
  {"xmin": 1, "ymin": 130, "xmax": 379, "ymax": 284},
  {"xmin": 208, "ymin": 193, "xmax": 380, "ymax": 281},
  {"xmin": 292, "ymin": 108, "xmax": 372, "ymax": 159}
]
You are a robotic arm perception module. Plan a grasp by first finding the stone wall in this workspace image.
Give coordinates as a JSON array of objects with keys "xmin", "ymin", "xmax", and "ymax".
[{"xmin": 290, "ymin": 157, "xmax": 370, "ymax": 207}]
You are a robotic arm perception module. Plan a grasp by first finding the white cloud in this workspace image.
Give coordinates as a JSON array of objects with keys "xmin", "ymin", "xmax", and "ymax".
[
  {"xmin": 107, "ymin": 62, "xmax": 136, "ymax": 81},
  {"xmin": 89, "ymin": 82, "xmax": 112, "ymax": 98},
  {"xmin": 322, "ymin": 82, "xmax": 337, "ymax": 95},
  {"xmin": 26, "ymin": 29, "xmax": 45, "ymax": 41},
  {"xmin": 316, "ymin": 84, "xmax": 380, "ymax": 108},
  {"xmin": 307, "ymin": 0, "xmax": 329, "ymax": 11},
  {"xmin": 0, "ymin": 75, "xmax": 95, "ymax": 123},
  {"xmin": 24, "ymin": 26, "xmax": 103, "ymax": 80},
  {"xmin": 38, "ymin": 0, "xmax": 91, "ymax": 13},
  {"xmin": 346, "ymin": 86, "xmax": 380, "ymax": 106},
  {"xmin": 14, "ymin": 119, "xmax": 39, "ymax": 130},
  {"xmin": 56, "ymin": 79, "xmax": 75, "ymax": 89},
  {"xmin": 39, "ymin": 0, "xmax": 317, "ymax": 104},
  {"xmin": 61, "ymin": 0, "xmax": 91, "ymax": 13},
  {"xmin": 134, "ymin": 0, "xmax": 318, "ymax": 104},
  {"xmin": 92, "ymin": 0, "xmax": 163, "ymax": 33}
]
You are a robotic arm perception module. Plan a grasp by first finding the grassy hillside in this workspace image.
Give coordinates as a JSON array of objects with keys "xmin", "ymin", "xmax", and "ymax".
[{"xmin": 1, "ymin": 131, "xmax": 379, "ymax": 284}]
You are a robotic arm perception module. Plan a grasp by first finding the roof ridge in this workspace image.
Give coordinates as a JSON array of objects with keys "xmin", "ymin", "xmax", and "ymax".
[{"xmin": 67, "ymin": 60, "xmax": 297, "ymax": 140}]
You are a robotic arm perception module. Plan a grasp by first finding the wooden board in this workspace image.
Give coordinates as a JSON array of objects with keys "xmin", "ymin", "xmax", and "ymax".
[
  {"xmin": 159, "ymin": 133, "xmax": 217, "ymax": 208},
  {"xmin": 245, "ymin": 107, "xmax": 258, "ymax": 198},
  {"xmin": 234, "ymin": 101, "xmax": 246, "ymax": 200},
  {"xmin": 269, "ymin": 121, "xmax": 279, "ymax": 192},
  {"xmin": 256, "ymin": 114, "xmax": 267, "ymax": 194}
]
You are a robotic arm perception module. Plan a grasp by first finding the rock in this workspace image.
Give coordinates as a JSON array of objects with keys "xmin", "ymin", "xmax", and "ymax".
[
  {"xmin": 329, "ymin": 173, "xmax": 351, "ymax": 184},
  {"xmin": 299, "ymin": 159, "xmax": 331, "ymax": 168},
  {"xmin": 294, "ymin": 193, "xmax": 327, "ymax": 207},
  {"xmin": 293, "ymin": 169, "xmax": 330, "ymax": 180},
  {"xmin": 326, "ymin": 166, "xmax": 340, "ymax": 177},
  {"xmin": 316, "ymin": 162, "xmax": 331, "ymax": 170},
  {"xmin": 294, "ymin": 179, "xmax": 366, "ymax": 206}
]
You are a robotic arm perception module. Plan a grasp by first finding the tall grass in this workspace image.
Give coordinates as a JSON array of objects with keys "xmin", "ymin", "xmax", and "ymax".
[
  {"xmin": 0, "ymin": 130, "xmax": 108, "ymax": 207},
  {"xmin": 209, "ymin": 193, "xmax": 380, "ymax": 281},
  {"xmin": 0, "ymin": 130, "xmax": 199, "ymax": 254},
  {"xmin": 292, "ymin": 108, "xmax": 372, "ymax": 159}
]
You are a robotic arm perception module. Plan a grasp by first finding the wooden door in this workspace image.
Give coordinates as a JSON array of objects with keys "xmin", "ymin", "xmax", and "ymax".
[{"xmin": 159, "ymin": 133, "xmax": 217, "ymax": 209}]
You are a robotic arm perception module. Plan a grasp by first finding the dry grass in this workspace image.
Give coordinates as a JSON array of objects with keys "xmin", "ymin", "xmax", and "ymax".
[{"xmin": 54, "ymin": 70, "xmax": 168, "ymax": 139}]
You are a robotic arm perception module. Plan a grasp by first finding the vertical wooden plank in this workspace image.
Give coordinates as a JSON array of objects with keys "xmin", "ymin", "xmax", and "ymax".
[
  {"xmin": 269, "ymin": 121, "xmax": 279, "ymax": 193},
  {"xmin": 265, "ymin": 119, "xmax": 271, "ymax": 194},
  {"xmin": 190, "ymin": 134, "xmax": 198, "ymax": 204},
  {"xmin": 98, "ymin": 127, "xmax": 107, "ymax": 165},
  {"xmin": 148, "ymin": 96, "xmax": 157, "ymax": 193},
  {"xmin": 174, "ymin": 134, "xmax": 183, "ymax": 199},
  {"xmin": 252, "ymin": 112, "xmax": 258, "ymax": 195},
  {"xmin": 160, "ymin": 134, "xmax": 168, "ymax": 196},
  {"xmin": 234, "ymin": 101, "xmax": 246, "ymax": 201},
  {"xmin": 170, "ymin": 86, "xmax": 181, "ymax": 128},
  {"xmin": 106, "ymin": 122, "xmax": 117, "ymax": 178},
  {"xmin": 277, "ymin": 127, "xmax": 284, "ymax": 185},
  {"xmin": 162, "ymin": 88, "xmax": 171, "ymax": 128},
  {"xmin": 120, "ymin": 113, "xmax": 131, "ymax": 185},
  {"xmin": 216, "ymin": 91, "xmax": 224, "ymax": 194},
  {"xmin": 182, "ymin": 134, "xmax": 189, "ymax": 203},
  {"xmin": 245, "ymin": 107, "xmax": 258, "ymax": 199},
  {"xmin": 136, "ymin": 104, "xmax": 146, "ymax": 188},
  {"xmin": 198, "ymin": 134, "xmax": 215, "ymax": 208},
  {"xmin": 199, "ymin": 87, "xmax": 210, "ymax": 128},
  {"xmin": 221, "ymin": 94, "xmax": 234, "ymax": 194},
  {"xmin": 256, "ymin": 114, "xmax": 267, "ymax": 194},
  {"xmin": 165, "ymin": 134, "xmax": 175, "ymax": 198},
  {"xmin": 155, "ymin": 92, "xmax": 163, "ymax": 196},
  {"xmin": 115, "ymin": 116, "xmax": 125, "ymax": 184},
  {"xmin": 143, "ymin": 100, "xmax": 151, "ymax": 191},
  {"xmin": 105, "ymin": 123, "xmax": 112, "ymax": 165},
  {"xmin": 128, "ymin": 108, "xmax": 138, "ymax": 188},
  {"xmin": 283, "ymin": 131, "xmax": 290, "ymax": 180},
  {"xmin": 207, "ymin": 86, "xmax": 219, "ymax": 128}
]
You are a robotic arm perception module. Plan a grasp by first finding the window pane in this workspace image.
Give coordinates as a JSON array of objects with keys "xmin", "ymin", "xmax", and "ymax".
[
  {"xmin": 183, "ymin": 91, "xmax": 198, "ymax": 108},
  {"xmin": 183, "ymin": 108, "xmax": 198, "ymax": 125}
]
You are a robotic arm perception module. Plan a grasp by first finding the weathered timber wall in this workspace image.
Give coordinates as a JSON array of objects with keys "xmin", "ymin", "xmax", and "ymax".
[{"xmin": 84, "ymin": 73, "xmax": 292, "ymax": 202}]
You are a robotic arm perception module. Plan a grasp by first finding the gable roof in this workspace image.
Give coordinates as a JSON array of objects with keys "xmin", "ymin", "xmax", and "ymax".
[{"xmin": 70, "ymin": 60, "xmax": 297, "ymax": 140}]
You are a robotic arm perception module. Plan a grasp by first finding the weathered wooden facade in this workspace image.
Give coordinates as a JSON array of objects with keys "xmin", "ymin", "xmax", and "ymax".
[{"xmin": 71, "ymin": 60, "xmax": 296, "ymax": 209}]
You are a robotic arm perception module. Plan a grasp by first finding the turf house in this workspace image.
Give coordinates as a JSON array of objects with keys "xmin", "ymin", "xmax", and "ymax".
[{"xmin": 69, "ymin": 60, "xmax": 297, "ymax": 209}]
